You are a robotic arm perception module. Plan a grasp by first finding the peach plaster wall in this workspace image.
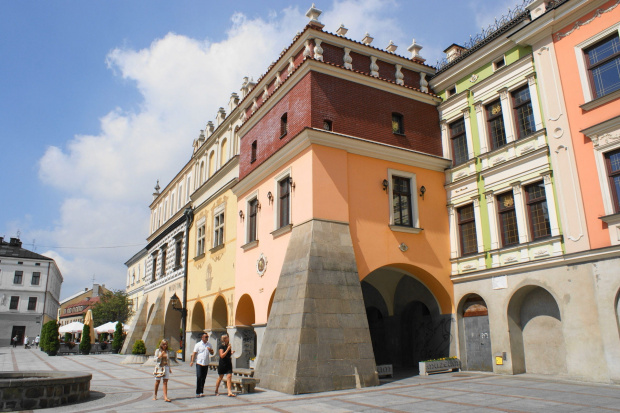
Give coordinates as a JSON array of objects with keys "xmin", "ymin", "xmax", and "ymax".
[
  {"xmin": 234, "ymin": 147, "xmax": 314, "ymax": 325},
  {"xmin": 553, "ymin": 1, "xmax": 620, "ymax": 249}
]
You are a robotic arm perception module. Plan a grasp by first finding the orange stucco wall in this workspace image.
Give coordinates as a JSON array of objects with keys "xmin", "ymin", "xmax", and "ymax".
[
  {"xmin": 554, "ymin": 1, "xmax": 620, "ymax": 249},
  {"xmin": 235, "ymin": 143, "xmax": 454, "ymax": 323}
]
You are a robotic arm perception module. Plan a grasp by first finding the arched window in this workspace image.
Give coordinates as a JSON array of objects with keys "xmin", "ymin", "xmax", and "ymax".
[
  {"xmin": 209, "ymin": 151, "xmax": 215, "ymax": 177},
  {"xmin": 220, "ymin": 138, "xmax": 228, "ymax": 167}
]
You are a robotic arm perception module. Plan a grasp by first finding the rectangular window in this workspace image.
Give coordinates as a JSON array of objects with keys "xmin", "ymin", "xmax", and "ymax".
[
  {"xmin": 251, "ymin": 141, "xmax": 257, "ymax": 163},
  {"xmin": 323, "ymin": 119, "xmax": 332, "ymax": 131},
  {"xmin": 278, "ymin": 178, "xmax": 291, "ymax": 228},
  {"xmin": 197, "ymin": 225, "xmax": 205, "ymax": 256},
  {"xmin": 512, "ymin": 86, "xmax": 535, "ymax": 138},
  {"xmin": 214, "ymin": 212, "xmax": 225, "ymax": 247},
  {"xmin": 27, "ymin": 297, "xmax": 37, "ymax": 311},
  {"xmin": 13, "ymin": 271, "xmax": 23, "ymax": 284},
  {"xmin": 486, "ymin": 100, "xmax": 507, "ymax": 150},
  {"xmin": 392, "ymin": 176, "xmax": 413, "ymax": 227},
  {"xmin": 605, "ymin": 149, "xmax": 620, "ymax": 213},
  {"xmin": 525, "ymin": 182, "xmax": 551, "ymax": 240},
  {"xmin": 497, "ymin": 192, "xmax": 519, "ymax": 247},
  {"xmin": 161, "ymin": 246, "xmax": 167, "ymax": 276},
  {"xmin": 493, "ymin": 57, "xmax": 505, "ymax": 71},
  {"xmin": 174, "ymin": 238, "xmax": 183, "ymax": 268},
  {"xmin": 585, "ymin": 33, "xmax": 620, "ymax": 99},
  {"xmin": 31, "ymin": 272, "xmax": 41, "ymax": 286},
  {"xmin": 392, "ymin": 113, "xmax": 404, "ymax": 134},
  {"xmin": 449, "ymin": 118, "xmax": 468, "ymax": 166},
  {"xmin": 458, "ymin": 204, "xmax": 478, "ymax": 256},
  {"xmin": 248, "ymin": 198, "xmax": 258, "ymax": 242},
  {"xmin": 151, "ymin": 256, "xmax": 157, "ymax": 282},
  {"xmin": 280, "ymin": 113, "xmax": 288, "ymax": 138},
  {"xmin": 9, "ymin": 296, "xmax": 19, "ymax": 310}
]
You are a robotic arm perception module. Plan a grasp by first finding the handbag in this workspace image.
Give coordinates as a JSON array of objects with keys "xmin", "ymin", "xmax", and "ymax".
[{"xmin": 153, "ymin": 365, "xmax": 165, "ymax": 377}]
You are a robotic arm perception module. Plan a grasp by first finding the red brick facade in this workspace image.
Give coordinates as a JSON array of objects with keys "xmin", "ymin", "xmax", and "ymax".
[{"xmin": 239, "ymin": 69, "xmax": 441, "ymax": 179}]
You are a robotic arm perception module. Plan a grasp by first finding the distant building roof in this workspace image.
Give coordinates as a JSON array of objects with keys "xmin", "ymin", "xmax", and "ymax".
[{"xmin": 0, "ymin": 237, "xmax": 53, "ymax": 261}]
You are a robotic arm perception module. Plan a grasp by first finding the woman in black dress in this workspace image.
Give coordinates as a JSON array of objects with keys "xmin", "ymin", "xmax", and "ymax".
[{"xmin": 215, "ymin": 333, "xmax": 235, "ymax": 396}]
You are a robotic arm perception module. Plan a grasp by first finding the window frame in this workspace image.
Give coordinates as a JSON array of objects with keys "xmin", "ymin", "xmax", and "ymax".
[
  {"xmin": 525, "ymin": 181, "xmax": 552, "ymax": 241},
  {"xmin": 387, "ymin": 169, "xmax": 420, "ymax": 233},
  {"xmin": 486, "ymin": 99, "xmax": 507, "ymax": 150},
  {"xmin": 605, "ymin": 148, "xmax": 620, "ymax": 213},
  {"xmin": 280, "ymin": 113, "xmax": 288, "ymax": 138},
  {"xmin": 9, "ymin": 296, "xmax": 19, "ymax": 310},
  {"xmin": 196, "ymin": 219, "xmax": 206, "ymax": 257},
  {"xmin": 449, "ymin": 117, "xmax": 468, "ymax": 166},
  {"xmin": 213, "ymin": 208, "xmax": 225, "ymax": 248},
  {"xmin": 392, "ymin": 112, "xmax": 404, "ymax": 135},
  {"xmin": 457, "ymin": 203, "xmax": 478, "ymax": 256},
  {"xmin": 13, "ymin": 271, "xmax": 23, "ymax": 285},
  {"xmin": 496, "ymin": 190, "xmax": 520, "ymax": 247},
  {"xmin": 584, "ymin": 33, "xmax": 620, "ymax": 99},
  {"xmin": 247, "ymin": 197, "xmax": 259, "ymax": 243},
  {"xmin": 31, "ymin": 272, "xmax": 41, "ymax": 286},
  {"xmin": 27, "ymin": 297, "xmax": 37, "ymax": 311},
  {"xmin": 161, "ymin": 245, "xmax": 167, "ymax": 276},
  {"xmin": 511, "ymin": 85, "xmax": 536, "ymax": 139},
  {"xmin": 251, "ymin": 141, "xmax": 257, "ymax": 163},
  {"xmin": 575, "ymin": 24, "xmax": 620, "ymax": 105}
]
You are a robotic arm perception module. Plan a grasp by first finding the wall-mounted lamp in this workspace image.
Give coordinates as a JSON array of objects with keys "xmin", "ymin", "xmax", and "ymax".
[
  {"xmin": 257, "ymin": 201, "xmax": 262, "ymax": 211},
  {"xmin": 267, "ymin": 191, "xmax": 273, "ymax": 204},
  {"xmin": 170, "ymin": 293, "xmax": 187, "ymax": 316},
  {"xmin": 239, "ymin": 210, "xmax": 245, "ymax": 220},
  {"xmin": 419, "ymin": 186, "xmax": 426, "ymax": 200},
  {"xmin": 382, "ymin": 179, "xmax": 389, "ymax": 192},
  {"xmin": 288, "ymin": 176, "xmax": 296, "ymax": 190}
]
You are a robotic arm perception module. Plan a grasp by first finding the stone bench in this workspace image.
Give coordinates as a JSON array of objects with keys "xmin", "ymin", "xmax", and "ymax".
[
  {"xmin": 233, "ymin": 368, "xmax": 254, "ymax": 378},
  {"xmin": 231, "ymin": 377, "xmax": 260, "ymax": 394}
]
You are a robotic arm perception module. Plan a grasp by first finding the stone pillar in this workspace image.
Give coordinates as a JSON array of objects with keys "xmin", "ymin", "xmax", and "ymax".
[
  {"xmin": 141, "ymin": 291, "xmax": 166, "ymax": 354},
  {"xmin": 121, "ymin": 297, "xmax": 149, "ymax": 354},
  {"xmin": 253, "ymin": 323, "xmax": 267, "ymax": 359},
  {"xmin": 255, "ymin": 219, "xmax": 379, "ymax": 394},
  {"xmin": 228, "ymin": 325, "xmax": 255, "ymax": 369}
]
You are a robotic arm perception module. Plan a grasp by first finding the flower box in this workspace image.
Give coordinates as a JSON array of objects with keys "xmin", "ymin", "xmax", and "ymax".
[{"xmin": 419, "ymin": 358, "xmax": 461, "ymax": 375}]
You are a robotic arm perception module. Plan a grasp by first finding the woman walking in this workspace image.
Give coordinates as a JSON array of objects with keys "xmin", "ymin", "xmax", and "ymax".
[
  {"xmin": 153, "ymin": 339, "xmax": 172, "ymax": 402},
  {"xmin": 214, "ymin": 334, "xmax": 236, "ymax": 397}
]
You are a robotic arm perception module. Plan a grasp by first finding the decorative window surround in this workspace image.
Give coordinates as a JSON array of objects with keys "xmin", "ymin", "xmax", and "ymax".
[
  {"xmin": 438, "ymin": 93, "xmax": 474, "ymax": 161},
  {"xmin": 387, "ymin": 168, "xmax": 420, "ymax": 230},
  {"xmin": 273, "ymin": 168, "xmax": 292, "ymax": 231},
  {"xmin": 271, "ymin": 223, "xmax": 293, "ymax": 238},
  {"xmin": 582, "ymin": 115, "xmax": 620, "ymax": 245},
  {"xmin": 245, "ymin": 190, "xmax": 259, "ymax": 245},
  {"xmin": 574, "ymin": 22, "xmax": 620, "ymax": 105},
  {"xmin": 479, "ymin": 129, "xmax": 547, "ymax": 172}
]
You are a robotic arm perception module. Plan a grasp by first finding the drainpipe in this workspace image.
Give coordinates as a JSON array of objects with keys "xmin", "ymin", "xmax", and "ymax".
[
  {"xmin": 41, "ymin": 262, "xmax": 51, "ymax": 331},
  {"xmin": 181, "ymin": 207, "xmax": 194, "ymax": 362}
]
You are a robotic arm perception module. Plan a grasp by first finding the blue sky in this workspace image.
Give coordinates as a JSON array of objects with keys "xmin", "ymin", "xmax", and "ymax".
[{"xmin": 0, "ymin": 0, "xmax": 519, "ymax": 298}]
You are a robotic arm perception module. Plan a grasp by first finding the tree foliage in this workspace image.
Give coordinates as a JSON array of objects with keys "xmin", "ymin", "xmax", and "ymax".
[
  {"xmin": 112, "ymin": 321, "xmax": 124, "ymax": 352},
  {"xmin": 92, "ymin": 290, "xmax": 134, "ymax": 326},
  {"xmin": 80, "ymin": 325, "xmax": 92, "ymax": 354}
]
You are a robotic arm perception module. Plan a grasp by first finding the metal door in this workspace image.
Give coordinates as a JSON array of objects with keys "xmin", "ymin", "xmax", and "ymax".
[{"xmin": 463, "ymin": 315, "xmax": 492, "ymax": 371}]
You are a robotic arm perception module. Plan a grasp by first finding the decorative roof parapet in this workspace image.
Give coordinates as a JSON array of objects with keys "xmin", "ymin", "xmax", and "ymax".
[
  {"xmin": 305, "ymin": 3, "xmax": 324, "ymax": 29},
  {"xmin": 435, "ymin": 0, "xmax": 534, "ymax": 73}
]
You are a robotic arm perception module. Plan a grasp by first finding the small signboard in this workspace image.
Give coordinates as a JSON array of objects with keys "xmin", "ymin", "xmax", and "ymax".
[{"xmin": 376, "ymin": 364, "xmax": 393, "ymax": 378}]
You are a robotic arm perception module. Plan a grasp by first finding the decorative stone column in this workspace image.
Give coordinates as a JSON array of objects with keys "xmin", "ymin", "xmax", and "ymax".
[
  {"xmin": 474, "ymin": 101, "xmax": 488, "ymax": 154},
  {"xmin": 228, "ymin": 326, "xmax": 255, "ymax": 369},
  {"xmin": 252, "ymin": 323, "xmax": 267, "ymax": 359},
  {"xmin": 255, "ymin": 219, "xmax": 379, "ymax": 394}
]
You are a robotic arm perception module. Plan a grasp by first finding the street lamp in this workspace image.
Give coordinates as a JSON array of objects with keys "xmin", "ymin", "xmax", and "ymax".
[{"xmin": 170, "ymin": 293, "xmax": 187, "ymax": 316}]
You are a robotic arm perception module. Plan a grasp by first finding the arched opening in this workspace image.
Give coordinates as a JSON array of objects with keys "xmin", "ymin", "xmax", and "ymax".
[
  {"xmin": 208, "ymin": 152, "xmax": 215, "ymax": 177},
  {"xmin": 267, "ymin": 289, "xmax": 276, "ymax": 321},
  {"xmin": 212, "ymin": 295, "xmax": 228, "ymax": 330},
  {"xmin": 458, "ymin": 294, "xmax": 492, "ymax": 371},
  {"xmin": 507, "ymin": 285, "xmax": 566, "ymax": 375},
  {"xmin": 199, "ymin": 161, "xmax": 205, "ymax": 185},
  {"xmin": 361, "ymin": 265, "xmax": 451, "ymax": 374},
  {"xmin": 164, "ymin": 298, "xmax": 183, "ymax": 351},
  {"xmin": 191, "ymin": 301, "xmax": 205, "ymax": 331},
  {"xmin": 236, "ymin": 294, "xmax": 256, "ymax": 326},
  {"xmin": 220, "ymin": 138, "xmax": 228, "ymax": 167}
]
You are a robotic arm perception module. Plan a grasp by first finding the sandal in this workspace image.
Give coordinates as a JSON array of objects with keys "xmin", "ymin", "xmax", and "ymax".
[
  {"xmin": 164, "ymin": 399, "xmax": 172, "ymax": 402},
  {"xmin": 228, "ymin": 393, "xmax": 236, "ymax": 397}
]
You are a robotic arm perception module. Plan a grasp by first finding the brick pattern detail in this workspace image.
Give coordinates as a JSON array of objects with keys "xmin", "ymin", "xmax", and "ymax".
[{"xmin": 239, "ymin": 70, "xmax": 441, "ymax": 179}]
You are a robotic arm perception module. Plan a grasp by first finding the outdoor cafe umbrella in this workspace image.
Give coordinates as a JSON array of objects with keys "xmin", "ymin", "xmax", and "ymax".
[
  {"xmin": 83, "ymin": 309, "xmax": 95, "ymax": 344},
  {"xmin": 58, "ymin": 321, "xmax": 84, "ymax": 334},
  {"xmin": 95, "ymin": 321, "xmax": 128, "ymax": 334}
]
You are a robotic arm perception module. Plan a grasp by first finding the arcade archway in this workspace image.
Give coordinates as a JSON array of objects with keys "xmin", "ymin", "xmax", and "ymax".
[
  {"xmin": 164, "ymin": 299, "xmax": 182, "ymax": 350},
  {"xmin": 212, "ymin": 295, "xmax": 228, "ymax": 330},
  {"xmin": 361, "ymin": 265, "xmax": 452, "ymax": 372},
  {"xmin": 508, "ymin": 285, "xmax": 566, "ymax": 375}
]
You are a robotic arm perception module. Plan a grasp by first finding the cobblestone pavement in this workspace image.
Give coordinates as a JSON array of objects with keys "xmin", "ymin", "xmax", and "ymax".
[{"xmin": 2, "ymin": 347, "xmax": 620, "ymax": 412}]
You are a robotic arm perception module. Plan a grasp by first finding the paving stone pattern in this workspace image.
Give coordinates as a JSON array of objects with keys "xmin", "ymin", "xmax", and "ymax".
[{"xmin": 2, "ymin": 348, "xmax": 620, "ymax": 412}]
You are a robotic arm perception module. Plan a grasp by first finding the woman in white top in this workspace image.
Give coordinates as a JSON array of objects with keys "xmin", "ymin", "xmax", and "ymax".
[{"xmin": 153, "ymin": 339, "xmax": 172, "ymax": 402}]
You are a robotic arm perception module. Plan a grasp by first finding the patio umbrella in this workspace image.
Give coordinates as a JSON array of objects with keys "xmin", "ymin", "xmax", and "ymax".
[
  {"xmin": 58, "ymin": 321, "xmax": 84, "ymax": 334},
  {"xmin": 83, "ymin": 309, "xmax": 95, "ymax": 344}
]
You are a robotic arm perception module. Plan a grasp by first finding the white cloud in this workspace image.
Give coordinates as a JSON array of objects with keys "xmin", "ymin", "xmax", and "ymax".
[{"xmin": 33, "ymin": 0, "xmax": 408, "ymax": 298}]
